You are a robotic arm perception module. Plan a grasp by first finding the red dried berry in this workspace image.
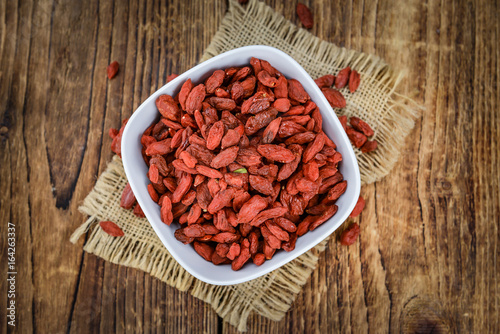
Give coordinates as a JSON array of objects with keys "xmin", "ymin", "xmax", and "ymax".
[
  {"xmin": 100, "ymin": 221, "xmax": 124, "ymax": 237},
  {"xmin": 340, "ymin": 223, "xmax": 360, "ymax": 245},
  {"xmin": 296, "ymin": 3, "xmax": 314, "ymax": 29},
  {"xmin": 107, "ymin": 61, "xmax": 119, "ymax": 79},
  {"xmin": 349, "ymin": 196, "xmax": 365, "ymax": 217}
]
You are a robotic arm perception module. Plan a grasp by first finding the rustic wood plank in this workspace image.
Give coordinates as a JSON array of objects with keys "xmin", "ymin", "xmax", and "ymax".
[
  {"xmin": 69, "ymin": 0, "xmax": 225, "ymax": 332},
  {"xmin": 0, "ymin": 0, "xmax": 499, "ymax": 333},
  {"xmin": 0, "ymin": 0, "xmax": 36, "ymax": 333},
  {"xmin": 471, "ymin": 0, "xmax": 499, "ymax": 331}
]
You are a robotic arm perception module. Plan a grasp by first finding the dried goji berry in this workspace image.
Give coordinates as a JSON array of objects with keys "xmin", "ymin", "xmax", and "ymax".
[
  {"xmin": 278, "ymin": 120, "xmax": 306, "ymax": 138},
  {"xmin": 167, "ymin": 73, "xmax": 178, "ymax": 82},
  {"xmin": 205, "ymin": 97, "xmax": 237, "ymax": 111},
  {"xmin": 224, "ymin": 172, "xmax": 248, "ymax": 189},
  {"xmin": 275, "ymin": 217, "xmax": 297, "ymax": 233},
  {"xmin": 303, "ymin": 133, "xmax": 325, "ymax": 163},
  {"xmin": 160, "ymin": 195, "xmax": 173, "ymax": 225},
  {"xmin": 179, "ymin": 150, "xmax": 198, "ymax": 169},
  {"xmin": 252, "ymin": 253, "xmax": 266, "ymax": 266},
  {"xmin": 145, "ymin": 138, "xmax": 172, "ymax": 156},
  {"xmin": 263, "ymin": 242, "xmax": 276, "ymax": 259},
  {"xmin": 322, "ymin": 88, "xmax": 346, "ymax": 109},
  {"xmin": 156, "ymin": 95, "xmax": 180, "ymax": 121},
  {"xmin": 195, "ymin": 165, "xmax": 223, "ymax": 179},
  {"xmin": 335, "ymin": 67, "xmax": 351, "ymax": 89},
  {"xmin": 212, "ymin": 252, "xmax": 228, "ymax": 265},
  {"xmin": 296, "ymin": 215, "xmax": 316, "ymax": 236},
  {"xmin": 185, "ymin": 84, "xmax": 206, "ymax": 114},
  {"xmin": 273, "ymin": 98, "xmax": 291, "ymax": 112},
  {"xmin": 287, "ymin": 79, "xmax": 309, "ymax": 103},
  {"xmin": 249, "ymin": 207, "xmax": 288, "ymax": 227},
  {"xmin": 345, "ymin": 127, "xmax": 367, "ymax": 148},
  {"xmin": 361, "ymin": 140, "xmax": 378, "ymax": 153},
  {"xmin": 327, "ymin": 181, "xmax": 347, "ymax": 201},
  {"xmin": 249, "ymin": 175, "xmax": 274, "ymax": 195},
  {"xmin": 211, "ymin": 146, "xmax": 239, "ymax": 169},
  {"xmin": 241, "ymin": 76, "xmax": 257, "ymax": 98},
  {"xmin": 349, "ymin": 196, "xmax": 365, "ymax": 217},
  {"xmin": 260, "ymin": 225, "xmax": 281, "ymax": 249},
  {"xmin": 303, "ymin": 161, "xmax": 319, "ymax": 181},
  {"xmin": 132, "ymin": 203, "xmax": 145, "ymax": 218},
  {"xmin": 260, "ymin": 60, "xmax": 279, "ymax": 77},
  {"xmin": 171, "ymin": 172, "xmax": 193, "ymax": 203},
  {"xmin": 319, "ymin": 172, "xmax": 343, "ymax": 194},
  {"xmin": 221, "ymin": 128, "xmax": 241, "ymax": 149},
  {"xmin": 205, "ymin": 69, "xmax": 225, "ymax": 94},
  {"xmin": 187, "ymin": 204, "xmax": 203, "ymax": 226},
  {"xmin": 181, "ymin": 190, "xmax": 197, "ymax": 206},
  {"xmin": 245, "ymin": 107, "xmax": 278, "ymax": 136},
  {"xmin": 277, "ymin": 144, "xmax": 302, "ymax": 181},
  {"xmin": 100, "ymin": 221, "xmax": 124, "ymax": 237},
  {"xmin": 211, "ymin": 232, "xmax": 239, "ymax": 244},
  {"xmin": 265, "ymin": 220, "xmax": 289, "ymax": 241},
  {"xmin": 349, "ymin": 70, "xmax": 361, "ymax": 93},
  {"xmin": 232, "ymin": 66, "xmax": 251, "ymax": 82},
  {"xmin": 226, "ymin": 243, "xmax": 241, "ymax": 260},
  {"xmin": 107, "ymin": 61, "xmax": 119, "ymax": 79},
  {"xmin": 309, "ymin": 204, "xmax": 338, "ymax": 230},
  {"xmin": 147, "ymin": 184, "xmax": 159, "ymax": 203},
  {"xmin": 296, "ymin": 3, "xmax": 313, "ymax": 29},
  {"xmin": 350, "ymin": 116, "xmax": 374, "ymax": 137},
  {"xmin": 172, "ymin": 159, "xmax": 197, "ymax": 174},
  {"xmin": 256, "ymin": 144, "xmax": 295, "ymax": 163},
  {"xmin": 179, "ymin": 79, "xmax": 194, "ymax": 111},
  {"xmin": 194, "ymin": 241, "xmax": 214, "ymax": 261},
  {"xmin": 241, "ymin": 91, "xmax": 272, "ymax": 115},
  {"xmin": 174, "ymin": 229, "xmax": 194, "ymax": 244},
  {"xmin": 257, "ymin": 70, "xmax": 278, "ymax": 87},
  {"xmin": 206, "ymin": 120, "xmax": 225, "ymax": 150},
  {"xmin": 248, "ymin": 164, "xmax": 278, "ymax": 179},
  {"xmin": 231, "ymin": 245, "xmax": 251, "ymax": 271},
  {"xmin": 340, "ymin": 223, "xmax": 360, "ymax": 245},
  {"xmin": 184, "ymin": 223, "xmax": 205, "ymax": 237},
  {"xmin": 282, "ymin": 232, "xmax": 297, "ymax": 252},
  {"xmin": 338, "ymin": 115, "xmax": 348, "ymax": 131},
  {"xmin": 120, "ymin": 183, "xmax": 136, "ymax": 209},
  {"xmin": 274, "ymin": 75, "xmax": 288, "ymax": 99},
  {"xmin": 314, "ymin": 74, "xmax": 335, "ymax": 88},
  {"xmin": 207, "ymin": 188, "xmax": 235, "ymax": 214},
  {"xmin": 236, "ymin": 197, "xmax": 266, "ymax": 227},
  {"xmin": 232, "ymin": 191, "xmax": 251, "ymax": 212}
]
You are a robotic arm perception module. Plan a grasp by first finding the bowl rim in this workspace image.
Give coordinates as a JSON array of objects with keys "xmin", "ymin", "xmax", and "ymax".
[{"xmin": 122, "ymin": 45, "xmax": 361, "ymax": 285}]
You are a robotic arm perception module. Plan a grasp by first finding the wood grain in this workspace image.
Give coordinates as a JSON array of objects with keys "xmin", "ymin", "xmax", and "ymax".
[{"xmin": 0, "ymin": 0, "xmax": 498, "ymax": 333}]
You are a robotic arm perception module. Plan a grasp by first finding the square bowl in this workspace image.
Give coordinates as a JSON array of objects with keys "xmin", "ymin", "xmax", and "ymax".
[{"xmin": 121, "ymin": 45, "xmax": 360, "ymax": 285}]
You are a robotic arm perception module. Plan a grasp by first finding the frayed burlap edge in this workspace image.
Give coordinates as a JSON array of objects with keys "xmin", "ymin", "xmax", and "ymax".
[{"xmin": 71, "ymin": 0, "xmax": 422, "ymax": 331}]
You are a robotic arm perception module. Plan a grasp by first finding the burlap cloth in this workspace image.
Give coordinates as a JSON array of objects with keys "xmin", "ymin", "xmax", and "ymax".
[{"xmin": 71, "ymin": 0, "xmax": 420, "ymax": 331}]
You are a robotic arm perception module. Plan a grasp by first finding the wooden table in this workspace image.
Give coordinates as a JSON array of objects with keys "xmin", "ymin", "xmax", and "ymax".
[{"xmin": 1, "ymin": 0, "xmax": 498, "ymax": 332}]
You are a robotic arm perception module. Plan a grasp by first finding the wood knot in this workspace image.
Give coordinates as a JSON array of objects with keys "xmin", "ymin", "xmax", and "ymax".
[
  {"xmin": 400, "ymin": 296, "xmax": 451, "ymax": 334},
  {"xmin": 441, "ymin": 181, "xmax": 452, "ymax": 190}
]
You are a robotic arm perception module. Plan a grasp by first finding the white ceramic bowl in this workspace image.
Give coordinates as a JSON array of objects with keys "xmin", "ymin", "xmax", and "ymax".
[{"xmin": 121, "ymin": 45, "xmax": 360, "ymax": 285}]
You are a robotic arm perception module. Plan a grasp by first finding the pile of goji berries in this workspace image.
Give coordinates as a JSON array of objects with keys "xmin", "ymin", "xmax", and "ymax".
[
  {"xmin": 138, "ymin": 58, "xmax": 351, "ymax": 270},
  {"xmin": 102, "ymin": 4, "xmax": 373, "ymax": 253}
]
